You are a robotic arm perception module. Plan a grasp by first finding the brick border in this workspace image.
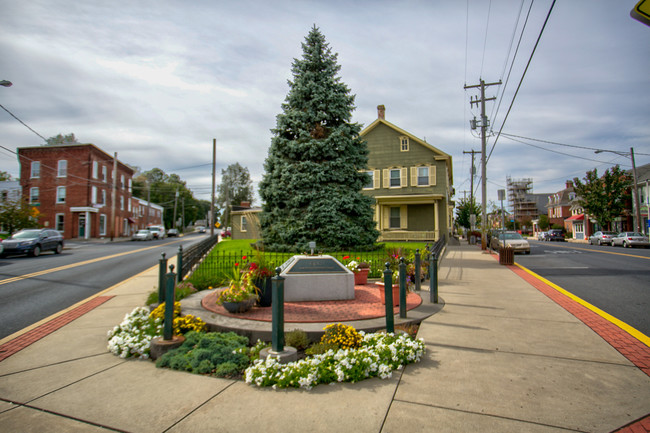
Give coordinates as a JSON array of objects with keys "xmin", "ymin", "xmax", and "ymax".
[{"xmin": 0, "ymin": 295, "xmax": 114, "ymax": 362}]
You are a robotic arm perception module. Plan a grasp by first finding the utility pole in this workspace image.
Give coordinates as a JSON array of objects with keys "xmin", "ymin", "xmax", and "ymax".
[
  {"xmin": 463, "ymin": 149, "xmax": 479, "ymax": 204},
  {"xmin": 145, "ymin": 180, "xmax": 150, "ymax": 228},
  {"xmin": 110, "ymin": 152, "xmax": 117, "ymax": 241},
  {"xmin": 210, "ymin": 138, "xmax": 216, "ymax": 237},
  {"xmin": 465, "ymin": 79, "xmax": 501, "ymax": 250},
  {"xmin": 172, "ymin": 187, "xmax": 179, "ymax": 230}
]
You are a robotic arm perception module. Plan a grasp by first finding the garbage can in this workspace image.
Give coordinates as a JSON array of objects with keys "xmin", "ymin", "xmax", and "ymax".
[
  {"xmin": 470, "ymin": 235, "xmax": 476, "ymax": 245},
  {"xmin": 499, "ymin": 245, "xmax": 514, "ymax": 265}
]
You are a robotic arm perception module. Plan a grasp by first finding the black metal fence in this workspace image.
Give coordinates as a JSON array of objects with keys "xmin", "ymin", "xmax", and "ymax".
[
  {"xmin": 178, "ymin": 235, "xmax": 220, "ymax": 280},
  {"xmin": 185, "ymin": 240, "xmax": 447, "ymax": 289}
]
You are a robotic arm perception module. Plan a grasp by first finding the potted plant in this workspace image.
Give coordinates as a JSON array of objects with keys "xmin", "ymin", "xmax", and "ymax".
[
  {"xmin": 343, "ymin": 256, "xmax": 371, "ymax": 285},
  {"xmin": 248, "ymin": 249, "xmax": 274, "ymax": 307},
  {"xmin": 375, "ymin": 271, "xmax": 400, "ymax": 306},
  {"xmin": 217, "ymin": 264, "xmax": 259, "ymax": 313}
]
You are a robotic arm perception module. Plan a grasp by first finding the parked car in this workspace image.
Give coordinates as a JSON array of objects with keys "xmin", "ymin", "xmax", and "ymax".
[
  {"xmin": 0, "ymin": 241, "xmax": 3, "ymax": 256},
  {"xmin": 132, "ymin": 229, "xmax": 153, "ymax": 241},
  {"xmin": 147, "ymin": 225, "xmax": 166, "ymax": 239},
  {"xmin": 167, "ymin": 228, "xmax": 179, "ymax": 237},
  {"xmin": 611, "ymin": 232, "xmax": 650, "ymax": 248},
  {"xmin": 588, "ymin": 231, "xmax": 618, "ymax": 246},
  {"xmin": 546, "ymin": 229, "xmax": 565, "ymax": 242},
  {"xmin": 196, "ymin": 226, "xmax": 206, "ymax": 233},
  {"xmin": 537, "ymin": 231, "xmax": 547, "ymax": 241},
  {"xmin": 490, "ymin": 231, "xmax": 530, "ymax": 254},
  {"xmin": 0, "ymin": 229, "xmax": 64, "ymax": 257}
]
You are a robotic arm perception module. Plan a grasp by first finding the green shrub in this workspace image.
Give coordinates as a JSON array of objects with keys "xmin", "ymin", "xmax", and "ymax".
[
  {"xmin": 186, "ymin": 273, "xmax": 223, "ymax": 291},
  {"xmin": 285, "ymin": 329, "xmax": 310, "ymax": 350},
  {"xmin": 305, "ymin": 342, "xmax": 339, "ymax": 356},
  {"xmin": 146, "ymin": 291, "xmax": 158, "ymax": 305},
  {"xmin": 156, "ymin": 331, "xmax": 250, "ymax": 377}
]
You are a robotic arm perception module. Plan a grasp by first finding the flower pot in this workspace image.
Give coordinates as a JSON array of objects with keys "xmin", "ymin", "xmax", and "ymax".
[
  {"xmin": 354, "ymin": 268, "xmax": 369, "ymax": 285},
  {"xmin": 375, "ymin": 282, "xmax": 400, "ymax": 306},
  {"xmin": 254, "ymin": 277, "xmax": 272, "ymax": 307},
  {"xmin": 222, "ymin": 297, "xmax": 256, "ymax": 313}
]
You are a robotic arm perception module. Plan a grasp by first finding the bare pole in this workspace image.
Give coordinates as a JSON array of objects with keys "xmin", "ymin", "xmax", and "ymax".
[
  {"xmin": 210, "ymin": 138, "xmax": 216, "ymax": 237},
  {"xmin": 110, "ymin": 152, "xmax": 117, "ymax": 241},
  {"xmin": 630, "ymin": 147, "xmax": 642, "ymax": 234}
]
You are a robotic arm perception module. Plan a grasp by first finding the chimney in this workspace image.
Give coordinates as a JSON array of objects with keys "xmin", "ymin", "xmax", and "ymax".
[
  {"xmin": 565, "ymin": 180, "xmax": 573, "ymax": 189},
  {"xmin": 240, "ymin": 201, "xmax": 251, "ymax": 208},
  {"xmin": 377, "ymin": 105, "xmax": 385, "ymax": 120}
]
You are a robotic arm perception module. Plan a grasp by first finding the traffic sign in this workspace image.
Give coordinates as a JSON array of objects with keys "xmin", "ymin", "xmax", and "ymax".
[{"xmin": 631, "ymin": 0, "xmax": 650, "ymax": 27}]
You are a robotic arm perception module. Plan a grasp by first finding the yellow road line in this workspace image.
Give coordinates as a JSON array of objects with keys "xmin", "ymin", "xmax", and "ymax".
[
  {"xmin": 514, "ymin": 262, "xmax": 650, "ymax": 347},
  {"xmin": 0, "ymin": 239, "xmax": 183, "ymax": 286}
]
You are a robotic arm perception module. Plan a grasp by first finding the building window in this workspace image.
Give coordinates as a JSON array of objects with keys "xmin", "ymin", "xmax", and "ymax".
[
  {"xmin": 390, "ymin": 169, "xmax": 401, "ymax": 187},
  {"xmin": 57, "ymin": 160, "xmax": 67, "ymax": 177},
  {"xmin": 102, "ymin": 166, "xmax": 107, "ymax": 182},
  {"xmin": 400, "ymin": 136, "xmax": 409, "ymax": 152},
  {"xmin": 364, "ymin": 171, "xmax": 374, "ymax": 190},
  {"xmin": 92, "ymin": 161, "xmax": 98, "ymax": 179},
  {"xmin": 101, "ymin": 189, "xmax": 106, "ymax": 205},
  {"xmin": 31, "ymin": 161, "xmax": 40, "ymax": 178},
  {"xmin": 128, "ymin": 178, "xmax": 132, "ymax": 193},
  {"xmin": 417, "ymin": 167, "xmax": 429, "ymax": 186},
  {"xmin": 389, "ymin": 207, "xmax": 401, "ymax": 228},
  {"xmin": 56, "ymin": 186, "xmax": 66, "ymax": 203},
  {"xmin": 30, "ymin": 187, "xmax": 39, "ymax": 203},
  {"xmin": 99, "ymin": 214, "xmax": 106, "ymax": 236},
  {"xmin": 56, "ymin": 214, "xmax": 65, "ymax": 232},
  {"xmin": 120, "ymin": 196, "xmax": 124, "ymax": 210},
  {"xmin": 120, "ymin": 175, "xmax": 125, "ymax": 189},
  {"xmin": 241, "ymin": 215, "xmax": 248, "ymax": 232}
]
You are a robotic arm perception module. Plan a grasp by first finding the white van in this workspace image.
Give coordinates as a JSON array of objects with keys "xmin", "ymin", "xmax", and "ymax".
[{"xmin": 147, "ymin": 225, "xmax": 166, "ymax": 239}]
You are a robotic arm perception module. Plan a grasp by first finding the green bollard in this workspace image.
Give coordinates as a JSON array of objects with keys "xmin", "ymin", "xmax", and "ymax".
[
  {"xmin": 429, "ymin": 253, "xmax": 439, "ymax": 304},
  {"xmin": 414, "ymin": 249, "xmax": 421, "ymax": 292},
  {"xmin": 383, "ymin": 262, "xmax": 394, "ymax": 333},
  {"xmin": 399, "ymin": 257, "xmax": 407, "ymax": 319},
  {"xmin": 271, "ymin": 267, "xmax": 285, "ymax": 352},
  {"xmin": 176, "ymin": 245, "xmax": 183, "ymax": 283},
  {"xmin": 163, "ymin": 265, "xmax": 176, "ymax": 341},
  {"xmin": 158, "ymin": 253, "xmax": 167, "ymax": 304}
]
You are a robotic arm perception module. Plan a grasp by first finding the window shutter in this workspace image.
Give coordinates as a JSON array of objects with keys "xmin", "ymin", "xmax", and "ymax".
[
  {"xmin": 410, "ymin": 167, "xmax": 417, "ymax": 187},
  {"xmin": 400, "ymin": 205, "xmax": 408, "ymax": 229},
  {"xmin": 400, "ymin": 168, "xmax": 407, "ymax": 188},
  {"xmin": 373, "ymin": 170, "xmax": 380, "ymax": 189},
  {"xmin": 382, "ymin": 206, "xmax": 390, "ymax": 229},
  {"xmin": 429, "ymin": 165, "xmax": 436, "ymax": 186},
  {"xmin": 382, "ymin": 169, "xmax": 389, "ymax": 188}
]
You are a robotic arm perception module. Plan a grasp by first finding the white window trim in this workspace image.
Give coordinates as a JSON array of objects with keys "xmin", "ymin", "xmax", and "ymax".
[
  {"xmin": 55, "ymin": 213, "xmax": 65, "ymax": 231},
  {"xmin": 31, "ymin": 161, "xmax": 40, "ymax": 179},
  {"xmin": 241, "ymin": 215, "xmax": 248, "ymax": 232},
  {"xmin": 57, "ymin": 160, "xmax": 67, "ymax": 178},
  {"xmin": 56, "ymin": 186, "xmax": 66, "ymax": 203},
  {"xmin": 410, "ymin": 165, "xmax": 437, "ymax": 187},
  {"xmin": 99, "ymin": 214, "xmax": 106, "ymax": 236},
  {"xmin": 92, "ymin": 161, "xmax": 98, "ymax": 179},
  {"xmin": 102, "ymin": 166, "xmax": 107, "ymax": 182},
  {"xmin": 30, "ymin": 187, "xmax": 39, "ymax": 203},
  {"xmin": 383, "ymin": 168, "xmax": 407, "ymax": 189},
  {"xmin": 400, "ymin": 136, "xmax": 409, "ymax": 152},
  {"xmin": 91, "ymin": 186, "xmax": 97, "ymax": 204}
]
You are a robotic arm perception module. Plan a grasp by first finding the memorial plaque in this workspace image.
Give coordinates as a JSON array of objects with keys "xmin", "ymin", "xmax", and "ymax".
[{"xmin": 287, "ymin": 258, "xmax": 346, "ymax": 274}]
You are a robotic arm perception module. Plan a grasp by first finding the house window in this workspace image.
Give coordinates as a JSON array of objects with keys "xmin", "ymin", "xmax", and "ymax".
[
  {"xmin": 102, "ymin": 166, "xmax": 107, "ymax": 182},
  {"xmin": 389, "ymin": 207, "xmax": 401, "ymax": 228},
  {"xmin": 400, "ymin": 136, "xmax": 409, "ymax": 152},
  {"xmin": 241, "ymin": 215, "xmax": 248, "ymax": 232},
  {"xmin": 30, "ymin": 187, "xmax": 39, "ymax": 203},
  {"xmin": 99, "ymin": 214, "xmax": 106, "ymax": 236},
  {"xmin": 31, "ymin": 161, "xmax": 40, "ymax": 178},
  {"xmin": 128, "ymin": 178, "xmax": 132, "ymax": 193},
  {"xmin": 364, "ymin": 171, "xmax": 374, "ymax": 190},
  {"xmin": 91, "ymin": 186, "xmax": 97, "ymax": 204},
  {"xmin": 120, "ymin": 196, "xmax": 124, "ymax": 211},
  {"xmin": 390, "ymin": 169, "xmax": 401, "ymax": 187},
  {"xmin": 57, "ymin": 160, "xmax": 67, "ymax": 177},
  {"xmin": 120, "ymin": 175, "xmax": 125, "ymax": 189},
  {"xmin": 56, "ymin": 214, "xmax": 65, "ymax": 232},
  {"xmin": 92, "ymin": 161, "xmax": 98, "ymax": 179},
  {"xmin": 417, "ymin": 167, "xmax": 429, "ymax": 186},
  {"xmin": 56, "ymin": 186, "xmax": 66, "ymax": 203},
  {"xmin": 101, "ymin": 189, "xmax": 106, "ymax": 205}
]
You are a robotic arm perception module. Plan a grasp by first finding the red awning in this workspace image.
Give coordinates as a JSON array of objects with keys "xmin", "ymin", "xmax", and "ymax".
[
  {"xmin": 127, "ymin": 217, "xmax": 136, "ymax": 224},
  {"xmin": 566, "ymin": 214, "xmax": 584, "ymax": 221}
]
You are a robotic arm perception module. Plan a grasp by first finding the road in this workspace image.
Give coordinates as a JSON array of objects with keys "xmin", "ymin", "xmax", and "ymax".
[
  {"xmin": 516, "ymin": 240, "xmax": 650, "ymax": 338},
  {"xmin": 0, "ymin": 233, "xmax": 210, "ymax": 340}
]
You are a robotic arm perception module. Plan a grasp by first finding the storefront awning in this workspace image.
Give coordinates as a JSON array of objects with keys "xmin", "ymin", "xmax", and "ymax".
[{"xmin": 566, "ymin": 214, "xmax": 584, "ymax": 221}]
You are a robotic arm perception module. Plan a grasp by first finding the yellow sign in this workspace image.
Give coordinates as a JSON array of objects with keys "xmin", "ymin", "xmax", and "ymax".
[
  {"xmin": 215, "ymin": 222, "xmax": 221, "ymax": 228},
  {"xmin": 631, "ymin": 0, "xmax": 650, "ymax": 26}
]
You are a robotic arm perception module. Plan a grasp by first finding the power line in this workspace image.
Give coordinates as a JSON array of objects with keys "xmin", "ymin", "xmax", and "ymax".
[{"xmin": 0, "ymin": 103, "xmax": 48, "ymax": 143}]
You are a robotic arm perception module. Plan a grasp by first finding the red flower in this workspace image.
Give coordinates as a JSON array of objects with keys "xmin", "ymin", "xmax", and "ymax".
[
  {"xmin": 235, "ymin": 262, "xmax": 239, "ymax": 267},
  {"xmin": 343, "ymin": 255, "xmax": 350, "ymax": 260},
  {"xmin": 242, "ymin": 255, "xmax": 247, "ymax": 260}
]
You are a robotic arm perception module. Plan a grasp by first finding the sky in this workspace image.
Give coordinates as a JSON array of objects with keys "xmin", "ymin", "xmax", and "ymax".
[{"xmin": 1, "ymin": 0, "xmax": 649, "ymax": 209}]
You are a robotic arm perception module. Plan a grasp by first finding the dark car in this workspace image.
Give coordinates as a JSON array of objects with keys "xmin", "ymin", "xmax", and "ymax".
[
  {"xmin": 1, "ymin": 229, "xmax": 64, "ymax": 257},
  {"xmin": 546, "ymin": 229, "xmax": 565, "ymax": 242},
  {"xmin": 167, "ymin": 228, "xmax": 179, "ymax": 237}
]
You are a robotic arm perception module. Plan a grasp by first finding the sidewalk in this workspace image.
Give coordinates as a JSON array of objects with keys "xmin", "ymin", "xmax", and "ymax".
[{"xmin": 0, "ymin": 244, "xmax": 649, "ymax": 432}]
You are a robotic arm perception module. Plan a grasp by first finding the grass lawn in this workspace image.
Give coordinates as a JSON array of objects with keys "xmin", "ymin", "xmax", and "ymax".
[{"xmin": 213, "ymin": 238, "xmax": 430, "ymax": 254}]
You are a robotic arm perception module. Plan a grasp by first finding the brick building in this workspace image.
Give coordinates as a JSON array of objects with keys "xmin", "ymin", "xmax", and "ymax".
[{"xmin": 18, "ymin": 144, "xmax": 163, "ymax": 239}]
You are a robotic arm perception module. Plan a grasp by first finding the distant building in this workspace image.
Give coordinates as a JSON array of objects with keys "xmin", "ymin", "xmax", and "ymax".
[
  {"xmin": 17, "ymin": 143, "xmax": 163, "ymax": 239},
  {"xmin": 230, "ymin": 201, "xmax": 262, "ymax": 240}
]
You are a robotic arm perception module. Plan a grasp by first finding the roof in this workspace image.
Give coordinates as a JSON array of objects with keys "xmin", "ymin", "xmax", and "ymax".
[{"xmin": 360, "ymin": 117, "xmax": 453, "ymax": 180}]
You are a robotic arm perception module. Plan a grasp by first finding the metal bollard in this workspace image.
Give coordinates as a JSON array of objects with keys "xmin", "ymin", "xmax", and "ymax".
[
  {"xmin": 383, "ymin": 262, "xmax": 394, "ymax": 333},
  {"xmin": 399, "ymin": 257, "xmax": 407, "ymax": 319},
  {"xmin": 271, "ymin": 267, "xmax": 285, "ymax": 352},
  {"xmin": 158, "ymin": 253, "xmax": 167, "ymax": 304},
  {"xmin": 429, "ymin": 252, "xmax": 438, "ymax": 304},
  {"xmin": 176, "ymin": 245, "xmax": 183, "ymax": 283},
  {"xmin": 414, "ymin": 249, "xmax": 421, "ymax": 292},
  {"xmin": 163, "ymin": 265, "xmax": 176, "ymax": 341}
]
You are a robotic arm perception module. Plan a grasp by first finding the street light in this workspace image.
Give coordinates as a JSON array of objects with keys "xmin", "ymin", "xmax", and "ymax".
[
  {"xmin": 595, "ymin": 147, "xmax": 642, "ymax": 233},
  {"xmin": 0, "ymin": 80, "xmax": 12, "ymax": 87}
]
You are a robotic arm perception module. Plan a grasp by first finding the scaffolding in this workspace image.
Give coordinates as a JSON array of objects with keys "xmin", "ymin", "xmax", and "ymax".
[{"xmin": 507, "ymin": 177, "xmax": 539, "ymax": 224}]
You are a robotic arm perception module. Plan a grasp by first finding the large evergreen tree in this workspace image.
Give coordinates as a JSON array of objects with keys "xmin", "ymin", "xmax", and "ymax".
[{"xmin": 259, "ymin": 26, "xmax": 378, "ymax": 252}]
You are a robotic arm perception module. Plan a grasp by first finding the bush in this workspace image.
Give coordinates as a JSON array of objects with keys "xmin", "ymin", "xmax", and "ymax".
[
  {"xmin": 285, "ymin": 329, "xmax": 310, "ymax": 350},
  {"xmin": 187, "ymin": 273, "xmax": 223, "ymax": 291},
  {"xmin": 156, "ymin": 331, "xmax": 250, "ymax": 377}
]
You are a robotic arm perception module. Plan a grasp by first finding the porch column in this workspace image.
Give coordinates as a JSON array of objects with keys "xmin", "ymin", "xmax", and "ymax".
[
  {"xmin": 434, "ymin": 200, "xmax": 440, "ymax": 240},
  {"xmin": 85, "ymin": 210, "xmax": 91, "ymax": 240}
]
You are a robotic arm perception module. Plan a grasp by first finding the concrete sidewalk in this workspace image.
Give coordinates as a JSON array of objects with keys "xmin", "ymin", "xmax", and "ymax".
[{"xmin": 0, "ymin": 244, "xmax": 649, "ymax": 432}]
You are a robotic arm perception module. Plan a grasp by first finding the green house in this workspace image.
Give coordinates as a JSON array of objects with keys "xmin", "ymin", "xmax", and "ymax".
[{"xmin": 360, "ymin": 105, "xmax": 454, "ymax": 242}]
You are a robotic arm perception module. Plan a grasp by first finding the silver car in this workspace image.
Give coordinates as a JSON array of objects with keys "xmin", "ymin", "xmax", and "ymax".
[
  {"xmin": 611, "ymin": 232, "xmax": 649, "ymax": 248},
  {"xmin": 132, "ymin": 229, "xmax": 153, "ymax": 241},
  {"xmin": 589, "ymin": 231, "xmax": 618, "ymax": 246},
  {"xmin": 492, "ymin": 231, "xmax": 530, "ymax": 254}
]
